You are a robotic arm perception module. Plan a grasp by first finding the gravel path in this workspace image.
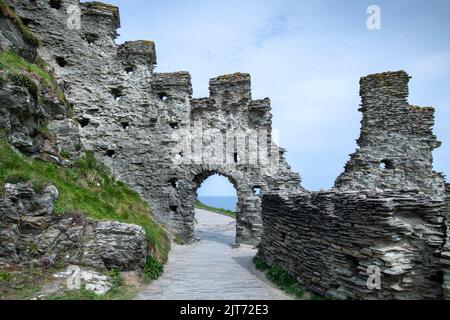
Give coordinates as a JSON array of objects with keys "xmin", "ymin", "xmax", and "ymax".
[{"xmin": 135, "ymin": 209, "xmax": 292, "ymax": 300}]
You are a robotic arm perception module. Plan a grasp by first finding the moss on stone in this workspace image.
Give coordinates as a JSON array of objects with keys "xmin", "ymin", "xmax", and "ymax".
[
  {"xmin": 0, "ymin": 50, "xmax": 67, "ymax": 105},
  {"xmin": 213, "ymin": 72, "xmax": 251, "ymax": 83},
  {"xmin": 0, "ymin": 0, "xmax": 40, "ymax": 47}
]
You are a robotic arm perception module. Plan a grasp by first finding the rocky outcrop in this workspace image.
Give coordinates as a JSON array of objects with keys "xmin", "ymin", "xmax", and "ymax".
[
  {"xmin": 0, "ymin": 82, "xmax": 44, "ymax": 153},
  {"xmin": 0, "ymin": 183, "xmax": 149, "ymax": 271},
  {"xmin": 0, "ymin": 6, "xmax": 37, "ymax": 61}
]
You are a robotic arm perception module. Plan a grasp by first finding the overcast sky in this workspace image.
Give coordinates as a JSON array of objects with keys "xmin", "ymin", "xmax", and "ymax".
[{"xmin": 89, "ymin": 0, "xmax": 450, "ymax": 195}]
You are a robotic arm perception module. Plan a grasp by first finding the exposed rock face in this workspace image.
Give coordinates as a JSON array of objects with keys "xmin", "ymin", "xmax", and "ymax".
[
  {"xmin": 0, "ymin": 82, "xmax": 40, "ymax": 149},
  {"xmin": 0, "ymin": 12, "xmax": 36, "ymax": 61},
  {"xmin": 0, "ymin": 183, "xmax": 149, "ymax": 271},
  {"xmin": 7, "ymin": 0, "xmax": 301, "ymax": 244},
  {"xmin": 0, "ymin": 11, "xmax": 80, "ymax": 159},
  {"xmin": 258, "ymin": 71, "xmax": 448, "ymax": 299}
]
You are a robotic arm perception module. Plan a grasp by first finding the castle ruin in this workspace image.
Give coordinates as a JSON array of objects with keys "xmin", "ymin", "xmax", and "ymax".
[{"xmin": 6, "ymin": 0, "xmax": 449, "ymax": 299}]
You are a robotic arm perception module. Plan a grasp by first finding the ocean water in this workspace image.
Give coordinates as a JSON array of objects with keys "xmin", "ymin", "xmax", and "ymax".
[{"xmin": 198, "ymin": 196, "xmax": 237, "ymax": 212}]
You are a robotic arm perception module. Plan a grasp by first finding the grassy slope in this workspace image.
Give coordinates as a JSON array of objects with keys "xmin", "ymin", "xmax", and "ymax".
[
  {"xmin": 0, "ymin": 140, "xmax": 170, "ymax": 262},
  {"xmin": 195, "ymin": 199, "xmax": 236, "ymax": 218},
  {"xmin": 0, "ymin": 50, "xmax": 67, "ymax": 104}
]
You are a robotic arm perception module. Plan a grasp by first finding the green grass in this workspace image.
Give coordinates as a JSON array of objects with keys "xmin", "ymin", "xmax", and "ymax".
[
  {"xmin": 0, "ymin": 272, "xmax": 13, "ymax": 282},
  {"xmin": 195, "ymin": 200, "xmax": 236, "ymax": 218},
  {"xmin": 0, "ymin": 0, "xmax": 40, "ymax": 47},
  {"xmin": 253, "ymin": 256, "xmax": 305, "ymax": 299},
  {"xmin": 0, "ymin": 51, "xmax": 67, "ymax": 105},
  {"xmin": 0, "ymin": 139, "xmax": 171, "ymax": 262},
  {"xmin": 45, "ymin": 286, "xmax": 140, "ymax": 301},
  {"xmin": 143, "ymin": 256, "xmax": 164, "ymax": 282}
]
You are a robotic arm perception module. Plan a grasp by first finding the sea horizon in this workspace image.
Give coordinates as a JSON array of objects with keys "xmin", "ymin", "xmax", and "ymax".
[{"xmin": 198, "ymin": 196, "xmax": 237, "ymax": 212}]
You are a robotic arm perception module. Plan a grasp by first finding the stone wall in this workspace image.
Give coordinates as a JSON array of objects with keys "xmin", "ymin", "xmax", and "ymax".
[
  {"xmin": 442, "ymin": 184, "xmax": 450, "ymax": 298},
  {"xmin": 7, "ymin": 0, "xmax": 301, "ymax": 244},
  {"xmin": 258, "ymin": 71, "xmax": 448, "ymax": 299},
  {"xmin": 258, "ymin": 191, "xmax": 445, "ymax": 299}
]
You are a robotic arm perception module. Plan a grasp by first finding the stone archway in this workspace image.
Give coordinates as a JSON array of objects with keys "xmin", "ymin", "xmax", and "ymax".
[{"xmin": 175, "ymin": 165, "xmax": 264, "ymax": 246}]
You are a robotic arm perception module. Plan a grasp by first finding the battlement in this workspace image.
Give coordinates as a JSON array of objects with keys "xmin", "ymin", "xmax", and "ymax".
[
  {"xmin": 360, "ymin": 70, "xmax": 410, "ymax": 99},
  {"xmin": 117, "ymin": 40, "xmax": 157, "ymax": 67},
  {"xmin": 81, "ymin": 2, "xmax": 120, "ymax": 29},
  {"xmin": 210, "ymin": 72, "xmax": 251, "ymax": 85},
  {"xmin": 152, "ymin": 72, "xmax": 193, "ymax": 97},
  {"xmin": 209, "ymin": 72, "xmax": 252, "ymax": 105}
]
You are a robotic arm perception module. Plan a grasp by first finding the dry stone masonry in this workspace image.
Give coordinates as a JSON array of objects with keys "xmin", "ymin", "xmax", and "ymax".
[
  {"xmin": 4, "ymin": 1, "xmax": 449, "ymax": 299},
  {"xmin": 258, "ymin": 71, "xmax": 449, "ymax": 299}
]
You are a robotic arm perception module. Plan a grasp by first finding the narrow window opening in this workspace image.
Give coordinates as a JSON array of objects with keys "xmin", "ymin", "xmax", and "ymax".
[
  {"xmin": 121, "ymin": 121, "xmax": 129, "ymax": 130},
  {"xmin": 253, "ymin": 186, "xmax": 262, "ymax": 196},
  {"xmin": 234, "ymin": 152, "xmax": 240, "ymax": 163},
  {"xmin": 170, "ymin": 178, "xmax": 180, "ymax": 189},
  {"xmin": 169, "ymin": 122, "xmax": 179, "ymax": 129},
  {"xmin": 169, "ymin": 206, "xmax": 178, "ymax": 212},
  {"xmin": 380, "ymin": 159, "xmax": 394, "ymax": 170},
  {"xmin": 77, "ymin": 117, "xmax": 90, "ymax": 128},
  {"xmin": 55, "ymin": 56, "xmax": 67, "ymax": 67},
  {"xmin": 106, "ymin": 150, "xmax": 116, "ymax": 158},
  {"xmin": 111, "ymin": 88, "xmax": 124, "ymax": 102},
  {"xmin": 125, "ymin": 66, "xmax": 135, "ymax": 74},
  {"xmin": 159, "ymin": 93, "xmax": 169, "ymax": 101},
  {"xmin": 50, "ymin": 0, "xmax": 62, "ymax": 9},
  {"xmin": 84, "ymin": 33, "xmax": 99, "ymax": 45}
]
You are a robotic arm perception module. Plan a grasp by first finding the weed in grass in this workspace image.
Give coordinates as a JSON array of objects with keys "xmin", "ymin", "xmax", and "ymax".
[
  {"xmin": 0, "ymin": 271, "xmax": 13, "ymax": 282},
  {"xmin": 253, "ymin": 256, "xmax": 305, "ymax": 299},
  {"xmin": 143, "ymin": 256, "xmax": 164, "ymax": 282}
]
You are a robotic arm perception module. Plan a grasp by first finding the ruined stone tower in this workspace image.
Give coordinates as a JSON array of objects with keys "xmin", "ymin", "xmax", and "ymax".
[
  {"xmin": 7, "ymin": 0, "xmax": 301, "ymax": 244},
  {"xmin": 335, "ymin": 71, "xmax": 445, "ymax": 196}
]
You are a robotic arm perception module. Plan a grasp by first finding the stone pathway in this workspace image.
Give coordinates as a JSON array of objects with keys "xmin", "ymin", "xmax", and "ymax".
[{"xmin": 136, "ymin": 209, "xmax": 292, "ymax": 300}]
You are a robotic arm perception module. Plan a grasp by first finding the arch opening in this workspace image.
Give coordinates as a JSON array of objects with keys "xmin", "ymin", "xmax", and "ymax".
[{"xmin": 194, "ymin": 172, "xmax": 238, "ymax": 244}]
